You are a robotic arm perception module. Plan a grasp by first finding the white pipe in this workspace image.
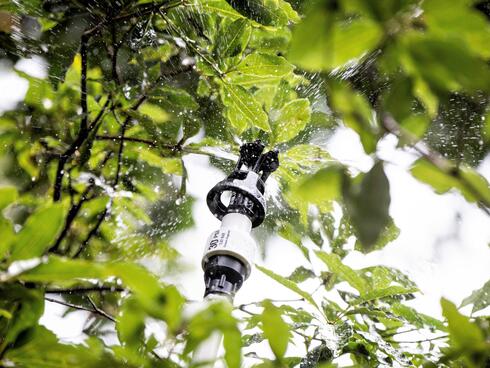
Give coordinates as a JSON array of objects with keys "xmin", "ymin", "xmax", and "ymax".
[
  {"xmin": 191, "ymin": 294, "xmax": 232, "ymax": 367},
  {"xmin": 221, "ymin": 212, "xmax": 252, "ymax": 232}
]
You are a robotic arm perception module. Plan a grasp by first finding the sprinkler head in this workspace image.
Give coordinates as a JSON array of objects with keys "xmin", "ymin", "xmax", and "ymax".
[{"xmin": 206, "ymin": 140, "xmax": 279, "ymax": 228}]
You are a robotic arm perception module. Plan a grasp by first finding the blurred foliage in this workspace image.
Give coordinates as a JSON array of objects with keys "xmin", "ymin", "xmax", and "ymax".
[{"xmin": 0, "ymin": 0, "xmax": 489, "ymax": 367}]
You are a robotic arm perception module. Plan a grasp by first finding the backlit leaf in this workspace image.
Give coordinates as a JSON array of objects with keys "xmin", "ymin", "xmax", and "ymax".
[
  {"xmin": 261, "ymin": 300, "xmax": 290, "ymax": 360},
  {"xmin": 10, "ymin": 202, "xmax": 67, "ymax": 261}
]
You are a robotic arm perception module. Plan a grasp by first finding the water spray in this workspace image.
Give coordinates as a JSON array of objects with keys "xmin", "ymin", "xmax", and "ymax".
[{"xmin": 192, "ymin": 140, "xmax": 279, "ymax": 366}]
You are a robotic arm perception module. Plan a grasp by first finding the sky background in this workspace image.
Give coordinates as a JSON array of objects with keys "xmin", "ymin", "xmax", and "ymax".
[{"xmin": 1, "ymin": 57, "xmax": 489, "ymax": 363}]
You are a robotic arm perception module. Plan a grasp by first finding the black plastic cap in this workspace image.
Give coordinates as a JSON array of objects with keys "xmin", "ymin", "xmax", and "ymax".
[{"xmin": 203, "ymin": 255, "xmax": 247, "ymax": 297}]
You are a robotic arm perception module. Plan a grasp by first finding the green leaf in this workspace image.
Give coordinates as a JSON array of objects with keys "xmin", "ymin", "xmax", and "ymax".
[
  {"xmin": 343, "ymin": 162, "xmax": 391, "ymax": 249},
  {"xmin": 272, "ymin": 98, "xmax": 311, "ymax": 144},
  {"xmin": 117, "ymin": 296, "xmax": 146, "ymax": 349},
  {"xmin": 226, "ymin": 53, "xmax": 294, "ymax": 87},
  {"xmin": 329, "ymin": 81, "xmax": 378, "ymax": 154},
  {"xmin": 391, "ymin": 302, "xmax": 446, "ymax": 331},
  {"xmin": 287, "ymin": 266, "xmax": 315, "ymax": 283},
  {"xmin": 185, "ymin": 300, "xmax": 241, "ymax": 368},
  {"xmin": 138, "ymin": 102, "xmax": 169, "ymax": 124},
  {"xmin": 187, "ymin": 0, "xmax": 249, "ymax": 22},
  {"xmin": 139, "ymin": 149, "xmax": 183, "ymax": 175},
  {"xmin": 382, "ymin": 76, "xmax": 431, "ymax": 138},
  {"xmin": 215, "ymin": 18, "xmax": 251, "ymax": 58},
  {"xmin": 1, "ymin": 285, "xmax": 44, "ymax": 346},
  {"xmin": 4, "ymin": 326, "xmax": 119, "ymax": 368},
  {"xmin": 0, "ymin": 186, "xmax": 17, "ymax": 211},
  {"xmin": 10, "ymin": 202, "xmax": 67, "ymax": 261},
  {"xmin": 423, "ymin": 0, "xmax": 490, "ymax": 58},
  {"xmin": 10, "ymin": 256, "xmax": 184, "ymax": 329},
  {"xmin": 43, "ymin": 17, "xmax": 89, "ymax": 86},
  {"xmin": 460, "ymin": 279, "xmax": 490, "ymax": 314},
  {"xmin": 256, "ymin": 265, "xmax": 318, "ymax": 308},
  {"xmin": 354, "ymin": 219, "xmax": 399, "ymax": 254},
  {"xmin": 149, "ymin": 86, "xmax": 199, "ymax": 113},
  {"xmin": 411, "ymin": 158, "xmax": 490, "ymax": 206},
  {"xmin": 261, "ymin": 300, "xmax": 290, "ymax": 360},
  {"xmin": 315, "ymin": 251, "xmax": 368, "ymax": 295},
  {"xmin": 276, "ymin": 144, "xmax": 332, "ymax": 183},
  {"xmin": 16, "ymin": 71, "xmax": 56, "ymax": 110},
  {"xmin": 441, "ymin": 298, "xmax": 485, "ymax": 351},
  {"xmin": 219, "ymin": 82, "xmax": 270, "ymax": 133},
  {"xmin": 288, "ymin": 165, "xmax": 343, "ymax": 206},
  {"xmin": 356, "ymin": 285, "xmax": 417, "ymax": 304},
  {"xmin": 289, "ymin": 6, "xmax": 382, "ymax": 71},
  {"xmin": 401, "ymin": 34, "xmax": 490, "ymax": 95},
  {"xmin": 125, "ymin": 110, "xmax": 177, "ymax": 145}
]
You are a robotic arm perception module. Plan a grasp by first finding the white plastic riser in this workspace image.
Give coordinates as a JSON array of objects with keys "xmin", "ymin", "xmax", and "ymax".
[{"xmin": 202, "ymin": 213, "xmax": 256, "ymax": 278}]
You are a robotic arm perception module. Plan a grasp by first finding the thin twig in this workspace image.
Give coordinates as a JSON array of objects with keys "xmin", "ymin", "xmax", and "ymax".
[
  {"xmin": 87, "ymin": 296, "xmax": 116, "ymax": 322},
  {"xmin": 45, "ymin": 297, "xmax": 116, "ymax": 323},
  {"xmin": 238, "ymin": 298, "xmax": 305, "ymax": 308},
  {"xmin": 80, "ymin": 34, "xmax": 89, "ymax": 133},
  {"xmin": 293, "ymin": 329, "xmax": 327, "ymax": 342},
  {"xmin": 44, "ymin": 286, "xmax": 125, "ymax": 294},
  {"xmin": 113, "ymin": 0, "xmax": 184, "ymax": 21},
  {"xmin": 388, "ymin": 335, "xmax": 448, "ymax": 344},
  {"xmin": 73, "ymin": 207, "xmax": 108, "ymax": 258},
  {"xmin": 381, "ymin": 328, "xmax": 419, "ymax": 338},
  {"xmin": 114, "ymin": 115, "xmax": 128, "ymax": 187}
]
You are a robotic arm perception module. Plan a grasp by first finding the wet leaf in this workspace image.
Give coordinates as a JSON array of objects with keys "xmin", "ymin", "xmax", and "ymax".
[
  {"xmin": 315, "ymin": 251, "xmax": 368, "ymax": 295},
  {"xmin": 215, "ymin": 18, "xmax": 251, "ymax": 58},
  {"xmin": 226, "ymin": 53, "xmax": 294, "ymax": 87},
  {"xmin": 287, "ymin": 266, "xmax": 315, "ymax": 283},
  {"xmin": 272, "ymin": 98, "xmax": 311, "ymax": 144},
  {"xmin": 461, "ymin": 279, "xmax": 490, "ymax": 314},
  {"xmin": 219, "ymin": 82, "xmax": 270, "ymax": 132},
  {"xmin": 256, "ymin": 265, "xmax": 318, "ymax": 308}
]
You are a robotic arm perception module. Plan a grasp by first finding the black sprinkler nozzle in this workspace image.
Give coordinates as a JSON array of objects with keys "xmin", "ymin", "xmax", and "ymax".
[{"xmin": 206, "ymin": 140, "xmax": 279, "ymax": 228}]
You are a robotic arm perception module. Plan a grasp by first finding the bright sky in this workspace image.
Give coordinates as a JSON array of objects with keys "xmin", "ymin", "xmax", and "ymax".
[{"xmin": 1, "ymin": 58, "xmax": 489, "ymax": 364}]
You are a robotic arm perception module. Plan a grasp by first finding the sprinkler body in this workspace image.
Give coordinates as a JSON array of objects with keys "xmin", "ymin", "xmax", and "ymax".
[
  {"xmin": 202, "ymin": 141, "xmax": 279, "ymax": 298},
  {"xmin": 193, "ymin": 141, "xmax": 278, "ymax": 367}
]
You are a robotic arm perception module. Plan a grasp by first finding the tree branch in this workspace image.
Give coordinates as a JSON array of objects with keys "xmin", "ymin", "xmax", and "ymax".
[
  {"xmin": 49, "ymin": 183, "xmax": 94, "ymax": 253},
  {"xmin": 53, "ymin": 98, "xmax": 110, "ymax": 201},
  {"xmin": 96, "ymin": 135, "xmax": 157, "ymax": 147}
]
